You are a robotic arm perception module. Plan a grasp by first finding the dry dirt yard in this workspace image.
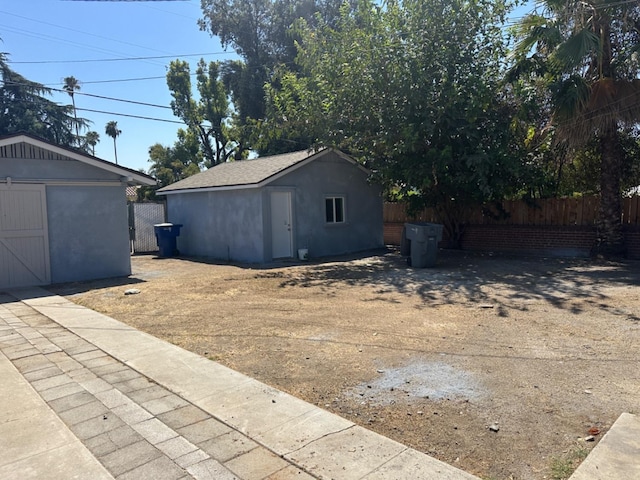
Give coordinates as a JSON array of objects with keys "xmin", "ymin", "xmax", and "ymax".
[{"xmin": 53, "ymin": 249, "xmax": 640, "ymax": 480}]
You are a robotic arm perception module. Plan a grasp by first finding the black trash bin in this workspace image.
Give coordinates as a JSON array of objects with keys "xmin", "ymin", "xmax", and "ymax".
[
  {"xmin": 404, "ymin": 222, "xmax": 443, "ymax": 267},
  {"xmin": 154, "ymin": 223, "xmax": 182, "ymax": 257}
]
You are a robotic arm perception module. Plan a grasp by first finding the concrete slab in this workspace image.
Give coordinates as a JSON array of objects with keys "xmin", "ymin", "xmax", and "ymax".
[
  {"xmin": 224, "ymin": 446, "xmax": 291, "ymax": 480},
  {"xmin": 0, "ymin": 351, "xmax": 113, "ymax": 479},
  {"xmin": 264, "ymin": 465, "xmax": 317, "ymax": 479},
  {"xmin": 569, "ymin": 412, "xmax": 640, "ymax": 480},
  {"xmin": 195, "ymin": 380, "xmax": 318, "ymax": 438},
  {"xmin": 0, "ymin": 442, "xmax": 113, "ymax": 480},
  {"xmin": 253, "ymin": 407, "xmax": 353, "ymax": 455},
  {"xmin": 286, "ymin": 425, "xmax": 407, "ymax": 479},
  {"xmin": 362, "ymin": 448, "xmax": 481, "ymax": 479}
]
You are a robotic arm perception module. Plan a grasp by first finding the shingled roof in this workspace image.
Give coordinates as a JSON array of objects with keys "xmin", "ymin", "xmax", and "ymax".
[{"xmin": 157, "ymin": 148, "xmax": 334, "ymax": 194}]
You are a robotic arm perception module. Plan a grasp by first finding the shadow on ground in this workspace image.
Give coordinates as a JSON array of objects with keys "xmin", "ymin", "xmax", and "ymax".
[{"xmin": 274, "ymin": 248, "xmax": 640, "ymax": 319}]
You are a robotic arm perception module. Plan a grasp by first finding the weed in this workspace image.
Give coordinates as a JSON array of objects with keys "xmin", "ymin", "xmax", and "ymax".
[{"xmin": 550, "ymin": 446, "xmax": 589, "ymax": 480}]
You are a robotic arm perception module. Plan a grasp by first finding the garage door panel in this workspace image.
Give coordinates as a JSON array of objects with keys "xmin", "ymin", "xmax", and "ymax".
[
  {"xmin": 0, "ymin": 184, "xmax": 50, "ymax": 290},
  {"xmin": 0, "ymin": 239, "xmax": 48, "ymax": 287},
  {"xmin": 0, "ymin": 190, "xmax": 45, "ymax": 230}
]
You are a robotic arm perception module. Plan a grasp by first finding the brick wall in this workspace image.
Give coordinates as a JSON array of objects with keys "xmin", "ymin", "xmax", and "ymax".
[
  {"xmin": 459, "ymin": 225, "xmax": 596, "ymax": 257},
  {"xmin": 384, "ymin": 223, "xmax": 640, "ymax": 259}
]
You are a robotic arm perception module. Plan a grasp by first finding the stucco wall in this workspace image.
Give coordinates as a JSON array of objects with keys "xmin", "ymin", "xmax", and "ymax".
[
  {"xmin": 1, "ymin": 153, "xmax": 133, "ymax": 285},
  {"xmin": 164, "ymin": 151, "xmax": 383, "ymax": 263},
  {"xmin": 166, "ymin": 189, "xmax": 265, "ymax": 263},
  {"xmin": 269, "ymin": 152, "xmax": 384, "ymax": 258},
  {"xmin": 47, "ymin": 185, "xmax": 131, "ymax": 283},
  {"xmin": 1, "ymin": 157, "xmax": 122, "ymax": 181}
]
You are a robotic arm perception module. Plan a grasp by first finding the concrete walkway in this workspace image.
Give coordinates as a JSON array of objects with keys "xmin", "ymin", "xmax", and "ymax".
[{"xmin": 1, "ymin": 287, "xmax": 480, "ymax": 480}]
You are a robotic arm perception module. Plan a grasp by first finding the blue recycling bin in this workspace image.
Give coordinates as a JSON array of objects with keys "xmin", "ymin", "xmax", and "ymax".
[{"xmin": 154, "ymin": 223, "xmax": 182, "ymax": 257}]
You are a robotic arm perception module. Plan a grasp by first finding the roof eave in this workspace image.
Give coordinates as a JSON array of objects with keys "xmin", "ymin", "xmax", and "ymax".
[{"xmin": 0, "ymin": 133, "xmax": 157, "ymax": 186}]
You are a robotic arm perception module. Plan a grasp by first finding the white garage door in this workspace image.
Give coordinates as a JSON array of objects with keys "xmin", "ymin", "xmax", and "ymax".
[{"xmin": 0, "ymin": 184, "xmax": 51, "ymax": 290}]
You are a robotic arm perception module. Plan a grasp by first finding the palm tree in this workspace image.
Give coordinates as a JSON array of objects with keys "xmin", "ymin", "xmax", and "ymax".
[
  {"xmin": 511, "ymin": 0, "xmax": 640, "ymax": 256},
  {"xmin": 105, "ymin": 121, "xmax": 122, "ymax": 164},
  {"xmin": 63, "ymin": 76, "xmax": 81, "ymax": 143},
  {"xmin": 85, "ymin": 131, "xmax": 100, "ymax": 156}
]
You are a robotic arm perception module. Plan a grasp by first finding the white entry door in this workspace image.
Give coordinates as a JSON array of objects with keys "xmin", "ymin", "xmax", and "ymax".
[
  {"xmin": 271, "ymin": 191, "xmax": 293, "ymax": 259},
  {"xmin": 0, "ymin": 184, "xmax": 51, "ymax": 289}
]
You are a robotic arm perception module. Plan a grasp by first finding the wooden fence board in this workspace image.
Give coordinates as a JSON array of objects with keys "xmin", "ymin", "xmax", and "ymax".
[
  {"xmin": 631, "ymin": 196, "xmax": 639, "ymax": 225},
  {"xmin": 384, "ymin": 195, "xmax": 639, "ymax": 227}
]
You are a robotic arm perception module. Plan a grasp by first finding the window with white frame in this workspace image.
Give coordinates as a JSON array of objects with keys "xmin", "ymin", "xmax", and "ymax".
[{"xmin": 325, "ymin": 196, "xmax": 345, "ymax": 224}]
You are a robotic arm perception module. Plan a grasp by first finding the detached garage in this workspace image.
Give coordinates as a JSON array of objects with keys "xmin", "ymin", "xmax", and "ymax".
[
  {"xmin": 157, "ymin": 148, "xmax": 383, "ymax": 263},
  {"xmin": 0, "ymin": 133, "xmax": 156, "ymax": 290}
]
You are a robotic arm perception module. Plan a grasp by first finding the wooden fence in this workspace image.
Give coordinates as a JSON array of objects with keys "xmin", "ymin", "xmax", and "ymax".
[{"xmin": 384, "ymin": 195, "xmax": 640, "ymax": 227}]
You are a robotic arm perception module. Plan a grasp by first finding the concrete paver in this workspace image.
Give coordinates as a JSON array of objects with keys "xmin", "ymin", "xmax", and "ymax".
[{"xmin": 0, "ymin": 342, "xmax": 112, "ymax": 479}]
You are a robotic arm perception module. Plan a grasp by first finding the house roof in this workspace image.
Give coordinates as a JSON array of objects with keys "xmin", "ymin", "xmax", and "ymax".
[
  {"xmin": 0, "ymin": 132, "xmax": 156, "ymax": 186},
  {"xmin": 158, "ymin": 148, "xmax": 362, "ymax": 195}
]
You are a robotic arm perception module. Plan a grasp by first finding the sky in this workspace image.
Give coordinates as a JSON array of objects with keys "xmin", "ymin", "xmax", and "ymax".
[{"xmin": 1, "ymin": 0, "xmax": 237, "ymax": 172}]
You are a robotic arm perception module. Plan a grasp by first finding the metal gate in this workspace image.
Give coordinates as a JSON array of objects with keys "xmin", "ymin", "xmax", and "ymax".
[{"xmin": 128, "ymin": 202, "xmax": 166, "ymax": 253}]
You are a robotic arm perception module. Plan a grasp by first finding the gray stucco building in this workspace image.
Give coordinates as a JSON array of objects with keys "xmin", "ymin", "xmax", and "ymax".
[
  {"xmin": 0, "ymin": 133, "xmax": 156, "ymax": 290},
  {"xmin": 157, "ymin": 148, "xmax": 383, "ymax": 263}
]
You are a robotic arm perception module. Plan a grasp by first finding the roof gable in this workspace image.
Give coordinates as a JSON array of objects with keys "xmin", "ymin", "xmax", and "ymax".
[
  {"xmin": 158, "ymin": 148, "xmax": 366, "ymax": 195},
  {"xmin": 0, "ymin": 133, "xmax": 156, "ymax": 186}
]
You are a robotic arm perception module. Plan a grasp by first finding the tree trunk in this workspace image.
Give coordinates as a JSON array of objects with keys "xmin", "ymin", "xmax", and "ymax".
[
  {"xmin": 593, "ymin": 127, "xmax": 625, "ymax": 257},
  {"xmin": 113, "ymin": 138, "xmax": 118, "ymax": 165}
]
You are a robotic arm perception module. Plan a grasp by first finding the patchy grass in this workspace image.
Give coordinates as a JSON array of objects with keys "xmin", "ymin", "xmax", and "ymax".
[{"xmin": 550, "ymin": 446, "xmax": 589, "ymax": 480}]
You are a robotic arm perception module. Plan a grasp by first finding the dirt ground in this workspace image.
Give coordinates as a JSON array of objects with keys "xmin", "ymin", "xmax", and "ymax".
[{"xmin": 52, "ymin": 248, "xmax": 640, "ymax": 480}]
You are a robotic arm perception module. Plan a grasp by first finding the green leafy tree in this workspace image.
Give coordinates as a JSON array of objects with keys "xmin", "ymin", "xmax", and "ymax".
[
  {"xmin": 0, "ymin": 54, "xmax": 84, "ymax": 146},
  {"xmin": 167, "ymin": 59, "xmax": 237, "ymax": 166},
  {"xmin": 267, "ymin": 0, "xmax": 520, "ymax": 246},
  {"xmin": 105, "ymin": 120, "xmax": 121, "ymax": 164},
  {"xmin": 148, "ymin": 128, "xmax": 203, "ymax": 188},
  {"xmin": 198, "ymin": 0, "xmax": 349, "ymax": 154},
  {"xmin": 510, "ymin": 0, "xmax": 640, "ymax": 256}
]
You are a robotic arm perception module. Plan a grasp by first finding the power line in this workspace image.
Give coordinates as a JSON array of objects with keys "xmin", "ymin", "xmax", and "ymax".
[
  {"xmin": 48, "ymin": 75, "xmax": 170, "ymax": 85},
  {"xmin": 5, "ymin": 79, "xmax": 173, "ymax": 109},
  {"xmin": 10, "ymin": 52, "xmax": 231, "ymax": 65},
  {"xmin": 76, "ymin": 107, "xmax": 185, "ymax": 124},
  {"xmin": 69, "ymin": 90, "xmax": 173, "ymax": 109},
  {"xmin": 62, "ymin": 1, "xmax": 190, "ymax": 2}
]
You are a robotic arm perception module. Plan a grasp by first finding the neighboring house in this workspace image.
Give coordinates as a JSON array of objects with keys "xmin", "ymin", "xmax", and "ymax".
[
  {"xmin": 0, "ymin": 133, "xmax": 156, "ymax": 290},
  {"xmin": 157, "ymin": 148, "xmax": 383, "ymax": 263}
]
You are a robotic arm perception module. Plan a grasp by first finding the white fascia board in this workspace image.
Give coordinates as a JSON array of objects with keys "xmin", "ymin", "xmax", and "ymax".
[
  {"xmin": 157, "ymin": 183, "xmax": 260, "ymax": 195},
  {"xmin": 0, "ymin": 135, "xmax": 156, "ymax": 186}
]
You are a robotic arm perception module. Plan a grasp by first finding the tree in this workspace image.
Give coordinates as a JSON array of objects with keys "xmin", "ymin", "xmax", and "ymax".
[
  {"xmin": 267, "ymin": 0, "xmax": 520, "ymax": 246},
  {"xmin": 198, "ymin": 0, "xmax": 350, "ymax": 154},
  {"xmin": 105, "ymin": 121, "xmax": 121, "ymax": 164},
  {"xmin": 148, "ymin": 129, "xmax": 203, "ymax": 188},
  {"xmin": 84, "ymin": 130, "xmax": 100, "ymax": 156},
  {"xmin": 63, "ymin": 76, "xmax": 81, "ymax": 143},
  {"xmin": 167, "ymin": 59, "xmax": 237, "ymax": 166},
  {"xmin": 0, "ymin": 54, "xmax": 85, "ymax": 146},
  {"xmin": 510, "ymin": 0, "xmax": 640, "ymax": 256}
]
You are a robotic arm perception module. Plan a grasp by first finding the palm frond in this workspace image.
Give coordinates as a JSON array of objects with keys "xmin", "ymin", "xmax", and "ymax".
[
  {"xmin": 551, "ymin": 28, "xmax": 600, "ymax": 74},
  {"xmin": 553, "ymin": 75, "xmax": 590, "ymax": 120},
  {"xmin": 555, "ymin": 78, "xmax": 640, "ymax": 144}
]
